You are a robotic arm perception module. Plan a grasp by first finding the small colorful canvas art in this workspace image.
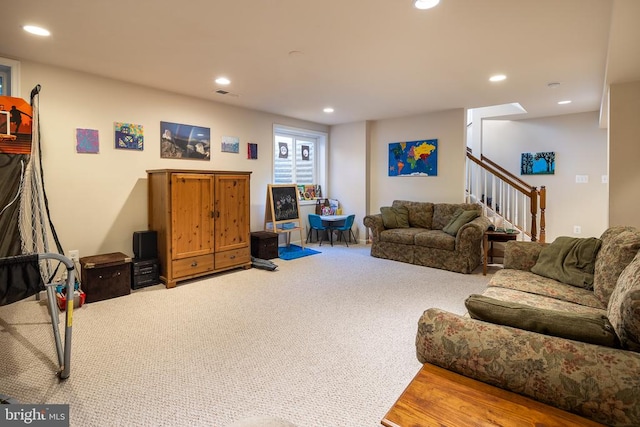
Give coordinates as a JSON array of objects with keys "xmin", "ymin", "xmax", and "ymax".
[
  {"xmin": 247, "ymin": 142, "xmax": 258, "ymax": 159},
  {"xmin": 115, "ymin": 122, "xmax": 143, "ymax": 150},
  {"xmin": 221, "ymin": 135, "xmax": 239, "ymax": 153},
  {"xmin": 521, "ymin": 152, "xmax": 555, "ymax": 175},
  {"xmin": 76, "ymin": 128, "xmax": 99, "ymax": 153},
  {"xmin": 388, "ymin": 139, "xmax": 438, "ymax": 176}
]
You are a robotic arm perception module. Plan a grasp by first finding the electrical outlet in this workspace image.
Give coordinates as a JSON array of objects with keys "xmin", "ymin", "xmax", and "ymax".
[
  {"xmin": 602, "ymin": 175, "xmax": 609, "ymax": 184},
  {"xmin": 68, "ymin": 250, "xmax": 79, "ymax": 261},
  {"xmin": 573, "ymin": 226, "xmax": 582, "ymax": 234},
  {"xmin": 575, "ymin": 175, "xmax": 589, "ymax": 184}
]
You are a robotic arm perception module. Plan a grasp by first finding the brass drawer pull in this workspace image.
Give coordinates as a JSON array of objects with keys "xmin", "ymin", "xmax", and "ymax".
[{"xmin": 191, "ymin": 261, "xmax": 198, "ymax": 267}]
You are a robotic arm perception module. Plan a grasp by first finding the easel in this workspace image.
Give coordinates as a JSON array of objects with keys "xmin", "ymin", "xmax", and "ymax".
[{"xmin": 264, "ymin": 184, "xmax": 304, "ymax": 249}]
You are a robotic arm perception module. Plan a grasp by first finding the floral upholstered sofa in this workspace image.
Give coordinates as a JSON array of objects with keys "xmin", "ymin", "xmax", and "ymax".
[
  {"xmin": 363, "ymin": 200, "xmax": 491, "ymax": 274},
  {"xmin": 416, "ymin": 226, "xmax": 640, "ymax": 426}
]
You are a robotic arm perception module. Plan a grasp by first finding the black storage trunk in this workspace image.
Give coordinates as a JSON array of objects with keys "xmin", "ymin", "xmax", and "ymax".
[
  {"xmin": 80, "ymin": 252, "xmax": 131, "ymax": 303},
  {"xmin": 131, "ymin": 258, "xmax": 160, "ymax": 289},
  {"xmin": 250, "ymin": 231, "xmax": 279, "ymax": 260}
]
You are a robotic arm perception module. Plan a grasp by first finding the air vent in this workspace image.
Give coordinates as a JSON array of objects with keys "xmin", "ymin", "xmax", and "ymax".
[{"xmin": 215, "ymin": 89, "xmax": 240, "ymax": 97}]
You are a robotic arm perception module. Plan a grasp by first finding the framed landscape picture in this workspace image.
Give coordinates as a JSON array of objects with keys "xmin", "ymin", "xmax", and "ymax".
[
  {"xmin": 160, "ymin": 121, "xmax": 210, "ymax": 159},
  {"xmin": 521, "ymin": 151, "xmax": 555, "ymax": 175}
]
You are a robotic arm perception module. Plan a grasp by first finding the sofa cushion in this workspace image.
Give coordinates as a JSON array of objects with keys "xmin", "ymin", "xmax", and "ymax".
[
  {"xmin": 432, "ymin": 203, "xmax": 480, "ymax": 230},
  {"xmin": 503, "ymin": 241, "xmax": 544, "ymax": 271},
  {"xmin": 380, "ymin": 206, "xmax": 409, "ymax": 229},
  {"xmin": 466, "ymin": 294, "xmax": 620, "ymax": 348},
  {"xmin": 488, "ymin": 269, "xmax": 606, "ymax": 309},
  {"xmin": 414, "ymin": 230, "xmax": 455, "ymax": 251},
  {"xmin": 530, "ymin": 236, "xmax": 602, "ymax": 289},
  {"xmin": 483, "ymin": 286, "xmax": 607, "ymax": 314},
  {"xmin": 442, "ymin": 209, "xmax": 479, "ymax": 236},
  {"xmin": 607, "ymin": 250, "xmax": 640, "ymax": 352},
  {"xmin": 379, "ymin": 228, "xmax": 425, "ymax": 245},
  {"xmin": 392, "ymin": 200, "xmax": 433, "ymax": 229},
  {"xmin": 594, "ymin": 227, "xmax": 640, "ymax": 306}
]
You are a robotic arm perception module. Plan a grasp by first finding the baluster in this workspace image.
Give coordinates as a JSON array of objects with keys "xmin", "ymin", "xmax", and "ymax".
[
  {"xmin": 539, "ymin": 186, "xmax": 546, "ymax": 243},
  {"xmin": 530, "ymin": 186, "xmax": 538, "ymax": 242}
]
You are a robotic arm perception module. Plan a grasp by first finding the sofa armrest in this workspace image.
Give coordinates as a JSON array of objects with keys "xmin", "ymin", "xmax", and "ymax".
[
  {"xmin": 455, "ymin": 215, "xmax": 491, "ymax": 252},
  {"xmin": 363, "ymin": 214, "xmax": 385, "ymax": 241},
  {"xmin": 416, "ymin": 308, "xmax": 640, "ymax": 427},
  {"xmin": 503, "ymin": 240, "xmax": 545, "ymax": 271}
]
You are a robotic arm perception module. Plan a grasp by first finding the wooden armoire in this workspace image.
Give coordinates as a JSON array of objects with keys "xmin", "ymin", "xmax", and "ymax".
[{"xmin": 147, "ymin": 169, "xmax": 251, "ymax": 288}]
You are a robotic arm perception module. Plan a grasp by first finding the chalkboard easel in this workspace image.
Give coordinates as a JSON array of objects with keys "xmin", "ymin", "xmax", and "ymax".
[{"xmin": 264, "ymin": 184, "xmax": 304, "ymax": 248}]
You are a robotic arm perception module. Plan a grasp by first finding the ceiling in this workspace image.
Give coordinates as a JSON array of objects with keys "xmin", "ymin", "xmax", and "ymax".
[{"xmin": 2, "ymin": 0, "xmax": 639, "ymax": 126}]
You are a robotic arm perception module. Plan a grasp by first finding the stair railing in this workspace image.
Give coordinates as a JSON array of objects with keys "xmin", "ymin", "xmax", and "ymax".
[{"xmin": 466, "ymin": 151, "xmax": 546, "ymax": 242}]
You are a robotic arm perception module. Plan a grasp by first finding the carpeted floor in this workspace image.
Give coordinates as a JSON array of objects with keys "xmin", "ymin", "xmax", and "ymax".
[{"xmin": 0, "ymin": 244, "xmax": 491, "ymax": 426}]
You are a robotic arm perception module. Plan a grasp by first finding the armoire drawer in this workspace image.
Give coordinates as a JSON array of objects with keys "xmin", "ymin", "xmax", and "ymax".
[
  {"xmin": 215, "ymin": 247, "xmax": 250, "ymax": 269},
  {"xmin": 172, "ymin": 254, "xmax": 214, "ymax": 278}
]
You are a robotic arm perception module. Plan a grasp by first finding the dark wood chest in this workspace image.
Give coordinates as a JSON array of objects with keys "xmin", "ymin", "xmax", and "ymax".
[{"xmin": 80, "ymin": 252, "xmax": 131, "ymax": 303}]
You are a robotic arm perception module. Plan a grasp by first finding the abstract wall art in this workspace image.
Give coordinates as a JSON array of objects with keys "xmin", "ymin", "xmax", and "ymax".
[
  {"xmin": 221, "ymin": 135, "xmax": 240, "ymax": 153},
  {"xmin": 76, "ymin": 128, "xmax": 99, "ymax": 153},
  {"xmin": 115, "ymin": 122, "xmax": 143, "ymax": 150}
]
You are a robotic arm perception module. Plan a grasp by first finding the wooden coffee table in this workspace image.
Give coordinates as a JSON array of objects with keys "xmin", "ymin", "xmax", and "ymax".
[{"xmin": 382, "ymin": 363, "xmax": 604, "ymax": 427}]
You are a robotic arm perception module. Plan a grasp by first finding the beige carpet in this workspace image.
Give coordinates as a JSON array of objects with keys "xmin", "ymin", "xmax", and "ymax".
[{"xmin": 0, "ymin": 244, "xmax": 490, "ymax": 426}]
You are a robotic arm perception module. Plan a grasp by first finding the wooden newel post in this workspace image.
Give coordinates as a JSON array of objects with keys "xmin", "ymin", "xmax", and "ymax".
[
  {"xmin": 530, "ymin": 186, "xmax": 538, "ymax": 242},
  {"xmin": 539, "ymin": 186, "xmax": 546, "ymax": 243}
]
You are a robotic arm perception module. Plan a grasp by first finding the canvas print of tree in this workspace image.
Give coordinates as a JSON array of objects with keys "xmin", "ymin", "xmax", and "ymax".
[
  {"xmin": 521, "ymin": 151, "xmax": 555, "ymax": 175},
  {"xmin": 388, "ymin": 139, "xmax": 438, "ymax": 176}
]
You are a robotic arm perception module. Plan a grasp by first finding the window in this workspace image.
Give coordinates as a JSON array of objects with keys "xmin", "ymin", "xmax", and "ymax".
[
  {"xmin": 0, "ymin": 57, "xmax": 20, "ymax": 97},
  {"xmin": 273, "ymin": 124, "xmax": 327, "ymax": 201}
]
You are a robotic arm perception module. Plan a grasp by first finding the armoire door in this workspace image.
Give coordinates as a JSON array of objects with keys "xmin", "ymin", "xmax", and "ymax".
[
  {"xmin": 171, "ymin": 173, "xmax": 214, "ymax": 259},
  {"xmin": 214, "ymin": 174, "xmax": 250, "ymax": 253}
]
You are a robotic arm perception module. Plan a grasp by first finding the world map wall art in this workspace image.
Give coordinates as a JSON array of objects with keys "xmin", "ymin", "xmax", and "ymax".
[{"xmin": 388, "ymin": 139, "xmax": 438, "ymax": 176}]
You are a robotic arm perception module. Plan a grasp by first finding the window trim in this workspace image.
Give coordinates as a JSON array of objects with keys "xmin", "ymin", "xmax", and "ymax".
[
  {"xmin": 0, "ymin": 57, "xmax": 21, "ymax": 97},
  {"xmin": 273, "ymin": 124, "xmax": 328, "ymax": 205}
]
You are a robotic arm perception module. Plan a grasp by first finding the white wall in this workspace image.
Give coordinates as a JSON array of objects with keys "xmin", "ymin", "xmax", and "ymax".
[
  {"xmin": 20, "ymin": 61, "xmax": 328, "ymax": 258},
  {"xmin": 367, "ymin": 109, "xmax": 467, "ymax": 212},
  {"xmin": 15, "ymin": 60, "xmax": 615, "ymax": 259},
  {"xmin": 482, "ymin": 112, "xmax": 608, "ymax": 241},
  {"xmin": 328, "ymin": 121, "xmax": 368, "ymax": 242}
]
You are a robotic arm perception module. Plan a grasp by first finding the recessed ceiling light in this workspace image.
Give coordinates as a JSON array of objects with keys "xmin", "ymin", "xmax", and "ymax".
[
  {"xmin": 215, "ymin": 77, "xmax": 230, "ymax": 85},
  {"xmin": 489, "ymin": 74, "xmax": 507, "ymax": 82},
  {"xmin": 323, "ymin": 107, "xmax": 334, "ymax": 113},
  {"xmin": 23, "ymin": 25, "xmax": 50, "ymax": 36},
  {"xmin": 414, "ymin": 0, "xmax": 440, "ymax": 10},
  {"xmin": 558, "ymin": 100, "xmax": 572, "ymax": 105}
]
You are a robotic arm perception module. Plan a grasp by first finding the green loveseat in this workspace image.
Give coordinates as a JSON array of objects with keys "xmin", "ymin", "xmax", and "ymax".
[
  {"xmin": 363, "ymin": 200, "xmax": 491, "ymax": 274},
  {"xmin": 416, "ymin": 226, "xmax": 640, "ymax": 426}
]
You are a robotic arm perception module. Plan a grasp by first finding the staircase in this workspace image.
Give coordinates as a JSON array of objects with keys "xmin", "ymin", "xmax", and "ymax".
[{"xmin": 465, "ymin": 150, "xmax": 546, "ymax": 243}]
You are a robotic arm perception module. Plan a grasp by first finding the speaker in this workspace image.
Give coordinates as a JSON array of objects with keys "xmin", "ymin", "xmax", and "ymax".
[{"xmin": 133, "ymin": 230, "xmax": 157, "ymax": 260}]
